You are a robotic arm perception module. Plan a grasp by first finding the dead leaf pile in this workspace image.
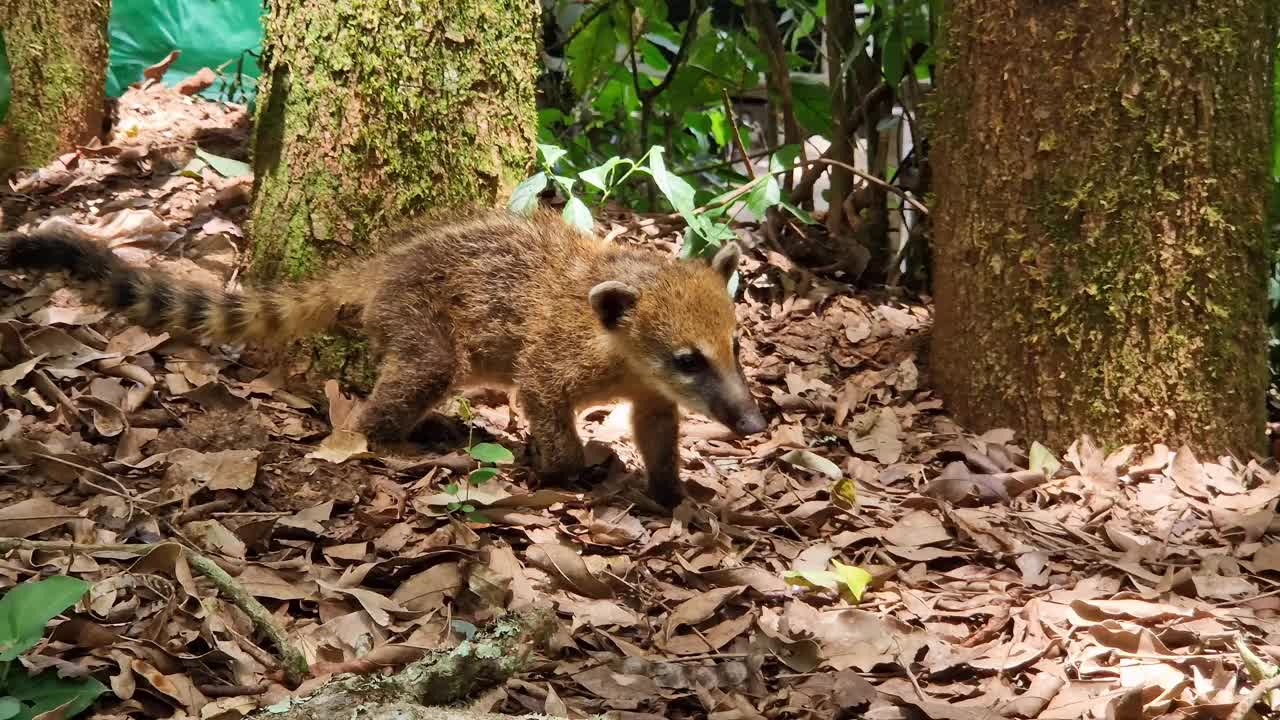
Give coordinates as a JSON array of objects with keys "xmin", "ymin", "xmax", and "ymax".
[{"xmin": 2, "ymin": 83, "xmax": 1280, "ymax": 720}]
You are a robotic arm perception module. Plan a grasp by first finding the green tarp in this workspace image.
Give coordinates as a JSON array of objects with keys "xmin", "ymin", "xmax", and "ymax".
[{"xmin": 106, "ymin": 0, "xmax": 263, "ymax": 103}]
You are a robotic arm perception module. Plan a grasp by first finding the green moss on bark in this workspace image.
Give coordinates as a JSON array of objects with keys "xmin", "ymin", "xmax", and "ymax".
[
  {"xmin": 931, "ymin": 0, "xmax": 1275, "ymax": 454},
  {"xmin": 0, "ymin": 0, "xmax": 109, "ymax": 173},
  {"xmin": 248, "ymin": 0, "xmax": 538, "ymax": 389}
]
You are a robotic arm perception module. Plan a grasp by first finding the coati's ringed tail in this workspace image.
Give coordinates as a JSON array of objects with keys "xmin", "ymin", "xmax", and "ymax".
[{"xmin": 0, "ymin": 227, "xmax": 361, "ymax": 346}]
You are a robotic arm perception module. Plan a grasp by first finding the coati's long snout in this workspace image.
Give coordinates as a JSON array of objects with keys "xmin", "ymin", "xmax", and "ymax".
[{"xmin": 704, "ymin": 366, "xmax": 767, "ymax": 436}]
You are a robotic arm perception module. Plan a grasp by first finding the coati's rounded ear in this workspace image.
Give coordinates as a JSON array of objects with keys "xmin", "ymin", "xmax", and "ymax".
[
  {"xmin": 588, "ymin": 280, "xmax": 639, "ymax": 330},
  {"xmin": 709, "ymin": 241, "xmax": 741, "ymax": 281}
]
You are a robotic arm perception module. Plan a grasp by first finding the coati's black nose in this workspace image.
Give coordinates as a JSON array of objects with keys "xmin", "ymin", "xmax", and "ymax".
[{"xmin": 733, "ymin": 408, "xmax": 767, "ymax": 436}]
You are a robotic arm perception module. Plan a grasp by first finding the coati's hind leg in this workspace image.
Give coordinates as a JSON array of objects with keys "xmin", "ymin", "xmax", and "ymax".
[{"xmin": 355, "ymin": 345, "xmax": 458, "ymax": 444}]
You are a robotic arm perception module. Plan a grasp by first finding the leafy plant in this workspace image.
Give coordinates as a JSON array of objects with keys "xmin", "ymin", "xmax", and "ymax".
[
  {"xmin": 510, "ymin": 142, "xmax": 811, "ymax": 276},
  {"xmin": 0, "ymin": 577, "xmax": 107, "ymax": 720},
  {"xmin": 443, "ymin": 397, "xmax": 515, "ymax": 522}
]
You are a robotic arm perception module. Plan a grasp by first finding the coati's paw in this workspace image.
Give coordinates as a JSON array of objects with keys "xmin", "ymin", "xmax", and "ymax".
[
  {"xmin": 406, "ymin": 413, "xmax": 471, "ymax": 451},
  {"xmin": 647, "ymin": 474, "xmax": 685, "ymax": 509}
]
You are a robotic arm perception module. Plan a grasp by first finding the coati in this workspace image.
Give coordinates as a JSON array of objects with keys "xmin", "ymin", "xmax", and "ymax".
[{"xmin": 0, "ymin": 209, "xmax": 768, "ymax": 507}]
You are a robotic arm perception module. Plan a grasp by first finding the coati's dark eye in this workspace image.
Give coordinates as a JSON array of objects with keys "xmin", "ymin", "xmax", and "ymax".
[{"xmin": 672, "ymin": 350, "xmax": 707, "ymax": 374}]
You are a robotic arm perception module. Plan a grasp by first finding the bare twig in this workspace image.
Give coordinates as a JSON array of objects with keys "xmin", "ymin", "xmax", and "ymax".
[
  {"xmin": 720, "ymin": 89, "xmax": 756, "ymax": 181},
  {"xmin": 0, "ymin": 537, "xmax": 309, "ymax": 687}
]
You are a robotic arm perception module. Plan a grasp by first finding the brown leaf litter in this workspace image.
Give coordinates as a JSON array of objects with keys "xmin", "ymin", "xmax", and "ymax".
[{"xmin": 2, "ymin": 83, "xmax": 1280, "ymax": 720}]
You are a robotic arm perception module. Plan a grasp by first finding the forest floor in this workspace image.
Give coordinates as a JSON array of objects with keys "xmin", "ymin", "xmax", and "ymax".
[{"xmin": 2, "ymin": 84, "xmax": 1280, "ymax": 720}]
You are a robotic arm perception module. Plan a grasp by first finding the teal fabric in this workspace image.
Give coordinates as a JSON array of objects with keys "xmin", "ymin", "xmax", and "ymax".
[{"xmin": 105, "ymin": 0, "xmax": 263, "ymax": 103}]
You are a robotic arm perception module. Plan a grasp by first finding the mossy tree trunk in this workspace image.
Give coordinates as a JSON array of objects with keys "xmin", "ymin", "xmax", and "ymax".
[
  {"xmin": 0, "ymin": 0, "xmax": 109, "ymax": 174},
  {"xmin": 249, "ymin": 0, "xmax": 538, "ymax": 388},
  {"xmin": 931, "ymin": 2, "xmax": 1276, "ymax": 454}
]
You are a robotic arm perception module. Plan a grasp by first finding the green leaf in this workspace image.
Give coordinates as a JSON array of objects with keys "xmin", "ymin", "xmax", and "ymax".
[
  {"xmin": 1029, "ymin": 442, "xmax": 1061, "ymax": 478},
  {"xmin": 0, "ymin": 697, "xmax": 21, "ymax": 720},
  {"xmin": 743, "ymin": 176, "xmax": 781, "ymax": 219},
  {"xmin": 882, "ymin": 20, "xmax": 906, "ymax": 89},
  {"xmin": 579, "ymin": 157, "xmax": 622, "ymax": 192},
  {"xmin": 831, "ymin": 560, "xmax": 872, "ymax": 602},
  {"xmin": 647, "ymin": 147, "xmax": 697, "ymax": 217},
  {"xmin": 779, "ymin": 201, "xmax": 816, "ymax": 225},
  {"xmin": 562, "ymin": 196, "xmax": 595, "ymax": 234},
  {"xmin": 507, "ymin": 172, "xmax": 547, "ymax": 215},
  {"xmin": 782, "ymin": 570, "xmax": 839, "ymax": 592},
  {"xmin": 447, "ymin": 501, "xmax": 462, "ymax": 512},
  {"xmin": 538, "ymin": 143, "xmax": 568, "ymax": 168},
  {"xmin": 444, "ymin": 482, "xmax": 460, "ymax": 496},
  {"xmin": 468, "ymin": 467, "xmax": 499, "ymax": 485},
  {"xmin": 460, "ymin": 504, "xmax": 476, "ymax": 514},
  {"xmin": 0, "ymin": 577, "xmax": 91, "ymax": 661},
  {"xmin": 193, "ymin": 148, "xmax": 252, "ymax": 179},
  {"xmin": 550, "ymin": 175, "xmax": 577, "ymax": 197},
  {"xmin": 469, "ymin": 443, "xmax": 514, "ymax": 465},
  {"xmin": 0, "ymin": 30, "xmax": 10, "ymax": 125},
  {"xmin": 5, "ymin": 671, "xmax": 107, "ymax": 720}
]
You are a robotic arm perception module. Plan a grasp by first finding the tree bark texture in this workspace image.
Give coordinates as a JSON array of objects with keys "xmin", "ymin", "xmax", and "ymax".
[
  {"xmin": 250, "ymin": 0, "xmax": 539, "ymax": 282},
  {"xmin": 931, "ymin": 2, "xmax": 1275, "ymax": 454},
  {"xmin": 0, "ymin": 0, "xmax": 109, "ymax": 174},
  {"xmin": 248, "ymin": 0, "xmax": 538, "ymax": 389}
]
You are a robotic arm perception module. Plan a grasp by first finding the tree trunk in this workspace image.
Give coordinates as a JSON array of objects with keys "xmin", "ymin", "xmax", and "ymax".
[
  {"xmin": 931, "ymin": 2, "xmax": 1275, "ymax": 454},
  {"xmin": 249, "ymin": 0, "xmax": 538, "ymax": 388},
  {"xmin": 0, "ymin": 0, "xmax": 109, "ymax": 173}
]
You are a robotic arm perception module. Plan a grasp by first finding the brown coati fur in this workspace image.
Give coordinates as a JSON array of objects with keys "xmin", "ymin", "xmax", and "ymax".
[{"xmin": 0, "ymin": 209, "xmax": 767, "ymax": 506}]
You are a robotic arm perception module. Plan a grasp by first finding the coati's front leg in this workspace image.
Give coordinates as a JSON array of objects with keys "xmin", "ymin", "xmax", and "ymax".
[
  {"xmin": 632, "ymin": 396, "xmax": 682, "ymax": 507},
  {"xmin": 354, "ymin": 349, "xmax": 457, "ymax": 443},
  {"xmin": 520, "ymin": 392, "xmax": 586, "ymax": 483}
]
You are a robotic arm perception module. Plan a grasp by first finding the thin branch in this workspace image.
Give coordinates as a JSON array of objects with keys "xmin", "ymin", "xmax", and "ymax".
[
  {"xmin": 548, "ymin": 0, "xmax": 619, "ymax": 52},
  {"xmin": 0, "ymin": 538, "xmax": 309, "ymax": 687},
  {"xmin": 720, "ymin": 89, "xmax": 756, "ymax": 181},
  {"xmin": 638, "ymin": 1, "xmax": 707, "ymax": 102}
]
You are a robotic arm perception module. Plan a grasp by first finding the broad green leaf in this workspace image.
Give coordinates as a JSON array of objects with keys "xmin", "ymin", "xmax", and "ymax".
[
  {"xmin": 0, "ymin": 576, "xmax": 91, "ymax": 661},
  {"xmin": 782, "ymin": 570, "xmax": 839, "ymax": 592},
  {"xmin": 5, "ymin": 671, "xmax": 107, "ymax": 720},
  {"xmin": 562, "ymin": 197, "xmax": 595, "ymax": 233},
  {"xmin": 779, "ymin": 201, "xmax": 816, "ymax": 225},
  {"xmin": 707, "ymin": 109, "xmax": 729, "ymax": 148},
  {"xmin": 447, "ymin": 501, "xmax": 462, "ymax": 512},
  {"xmin": 1028, "ymin": 442, "xmax": 1061, "ymax": 478},
  {"xmin": 779, "ymin": 449, "xmax": 842, "ymax": 480},
  {"xmin": 882, "ymin": 20, "xmax": 906, "ymax": 89},
  {"xmin": 579, "ymin": 157, "xmax": 622, "ymax": 192},
  {"xmin": 0, "ymin": 697, "xmax": 20, "ymax": 720},
  {"xmin": 507, "ymin": 172, "xmax": 547, "ymax": 215},
  {"xmin": 647, "ymin": 147, "xmax": 697, "ymax": 216},
  {"xmin": 445, "ymin": 482, "xmax": 460, "ymax": 496},
  {"xmin": 469, "ymin": 443, "xmax": 514, "ymax": 465},
  {"xmin": 743, "ymin": 176, "xmax": 781, "ymax": 220},
  {"xmin": 468, "ymin": 467, "xmax": 499, "ymax": 485},
  {"xmin": 461, "ymin": 504, "xmax": 476, "ymax": 514},
  {"xmin": 193, "ymin": 148, "xmax": 252, "ymax": 179},
  {"xmin": 537, "ymin": 143, "xmax": 568, "ymax": 168},
  {"xmin": 550, "ymin": 174, "xmax": 577, "ymax": 195},
  {"xmin": 831, "ymin": 560, "xmax": 872, "ymax": 603},
  {"xmin": 790, "ymin": 78, "xmax": 833, "ymax": 136},
  {"xmin": 0, "ymin": 30, "xmax": 10, "ymax": 125}
]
